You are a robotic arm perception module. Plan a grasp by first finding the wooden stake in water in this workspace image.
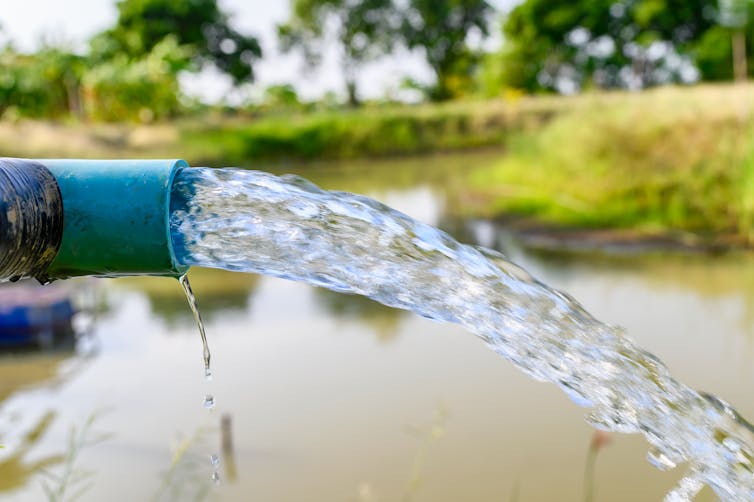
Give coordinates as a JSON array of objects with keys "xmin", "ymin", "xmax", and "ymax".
[{"xmin": 178, "ymin": 274, "xmax": 212, "ymax": 380}]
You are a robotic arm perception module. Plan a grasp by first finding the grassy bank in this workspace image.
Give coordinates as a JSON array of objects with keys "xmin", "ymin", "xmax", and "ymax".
[
  {"xmin": 0, "ymin": 97, "xmax": 560, "ymax": 165},
  {"xmin": 179, "ymin": 96, "xmax": 566, "ymax": 164},
  {"xmin": 463, "ymin": 84, "xmax": 754, "ymax": 245}
]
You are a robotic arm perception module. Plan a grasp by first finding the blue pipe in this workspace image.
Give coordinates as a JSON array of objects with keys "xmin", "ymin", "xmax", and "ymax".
[{"xmin": 0, "ymin": 158, "xmax": 189, "ymax": 282}]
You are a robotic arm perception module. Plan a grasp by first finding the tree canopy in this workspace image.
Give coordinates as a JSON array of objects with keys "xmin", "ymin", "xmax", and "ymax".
[
  {"xmin": 279, "ymin": 0, "xmax": 493, "ymax": 102},
  {"xmin": 500, "ymin": 0, "xmax": 753, "ymax": 92},
  {"xmin": 92, "ymin": 0, "xmax": 262, "ymax": 83},
  {"xmin": 399, "ymin": 0, "xmax": 493, "ymax": 100},
  {"xmin": 278, "ymin": 0, "xmax": 396, "ymax": 106},
  {"xmin": 4, "ymin": 0, "xmax": 754, "ymax": 123}
]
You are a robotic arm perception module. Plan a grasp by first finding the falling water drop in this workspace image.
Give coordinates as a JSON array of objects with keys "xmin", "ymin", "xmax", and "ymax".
[
  {"xmin": 211, "ymin": 471, "xmax": 220, "ymax": 485},
  {"xmin": 204, "ymin": 395, "xmax": 215, "ymax": 409},
  {"xmin": 210, "ymin": 454, "xmax": 220, "ymax": 467}
]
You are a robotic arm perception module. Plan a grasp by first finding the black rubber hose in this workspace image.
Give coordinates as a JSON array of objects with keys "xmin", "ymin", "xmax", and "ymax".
[{"xmin": 0, "ymin": 158, "xmax": 64, "ymax": 283}]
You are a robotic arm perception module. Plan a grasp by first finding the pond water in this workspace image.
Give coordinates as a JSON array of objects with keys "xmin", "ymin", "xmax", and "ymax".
[{"xmin": 1, "ymin": 150, "xmax": 753, "ymax": 501}]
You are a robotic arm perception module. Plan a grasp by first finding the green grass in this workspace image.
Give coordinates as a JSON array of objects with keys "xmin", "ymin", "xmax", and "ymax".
[
  {"xmin": 177, "ymin": 101, "xmax": 552, "ymax": 165},
  {"xmin": 464, "ymin": 84, "xmax": 754, "ymax": 243},
  {"xmin": 0, "ymin": 96, "xmax": 558, "ymax": 165}
]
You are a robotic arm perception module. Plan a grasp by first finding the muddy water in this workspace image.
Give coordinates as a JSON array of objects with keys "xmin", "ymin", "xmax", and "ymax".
[{"xmin": 0, "ymin": 151, "xmax": 751, "ymax": 501}]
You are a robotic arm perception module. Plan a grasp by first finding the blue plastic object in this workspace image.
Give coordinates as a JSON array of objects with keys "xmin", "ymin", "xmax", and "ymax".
[{"xmin": 0, "ymin": 288, "xmax": 75, "ymax": 346}]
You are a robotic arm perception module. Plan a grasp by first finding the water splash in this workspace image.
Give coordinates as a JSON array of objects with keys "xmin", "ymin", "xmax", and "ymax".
[{"xmin": 170, "ymin": 168, "xmax": 754, "ymax": 500}]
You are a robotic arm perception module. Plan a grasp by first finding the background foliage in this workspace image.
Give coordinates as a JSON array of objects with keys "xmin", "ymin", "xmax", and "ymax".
[{"xmin": 1, "ymin": 0, "xmax": 752, "ymax": 121}]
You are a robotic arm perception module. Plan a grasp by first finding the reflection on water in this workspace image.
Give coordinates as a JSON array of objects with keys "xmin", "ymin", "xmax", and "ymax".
[
  {"xmin": 312, "ymin": 289, "xmax": 406, "ymax": 343},
  {"xmin": 0, "ymin": 353, "xmax": 74, "ymax": 404},
  {"xmin": 0, "ymin": 151, "xmax": 750, "ymax": 500},
  {"xmin": 116, "ymin": 268, "xmax": 260, "ymax": 324},
  {"xmin": 0, "ymin": 412, "xmax": 62, "ymax": 493},
  {"xmin": 0, "ymin": 305, "xmax": 98, "ymax": 497}
]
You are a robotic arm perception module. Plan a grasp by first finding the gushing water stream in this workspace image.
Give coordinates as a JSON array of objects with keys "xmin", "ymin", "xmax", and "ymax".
[{"xmin": 169, "ymin": 167, "xmax": 754, "ymax": 501}]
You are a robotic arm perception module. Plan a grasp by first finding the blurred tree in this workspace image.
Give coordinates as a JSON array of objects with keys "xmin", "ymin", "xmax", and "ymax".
[
  {"xmin": 261, "ymin": 83, "xmax": 302, "ymax": 110},
  {"xmin": 476, "ymin": 51, "xmax": 506, "ymax": 97},
  {"xmin": 82, "ymin": 36, "xmax": 192, "ymax": 121},
  {"xmin": 278, "ymin": 0, "xmax": 396, "ymax": 107},
  {"xmin": 499, "ymin": 0, "xmax": 735, "ymax": 92},
  {"xmin": 718, "ymin": 0, "xmax": 750, "ymax": 80},
  {"xmin": 0, "ymin": 44, "xmax": 86, "ymax": 119},
  {"xmin": 91, "ymin": 0, "xmax": 261, "ymax": 84},
  {"xmin": 398, "ymin": 0, "xmax": 493, "ymax": 101}
]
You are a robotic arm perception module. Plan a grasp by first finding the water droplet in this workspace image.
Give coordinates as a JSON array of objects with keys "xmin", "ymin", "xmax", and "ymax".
[
  {"xmin": 211, "ymin": 471, "xmax": 220, "ymax": 485},
  {"xmin": 204, "ymin": 395, "xmax": 215, "ymax": 409},
  {"xmin": 210, "ymin": 454, "xmax": 220, "ymax": 467},
  {"xmin": 205, "ymin": 367, "xmax": 213, "ymax": 382}
]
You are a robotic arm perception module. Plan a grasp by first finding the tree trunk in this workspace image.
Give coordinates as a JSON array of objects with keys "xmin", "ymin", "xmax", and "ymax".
[
  {"xmin": 64, "ymin": 73, "xmax": 84, "ymax": 120},
  {"xmin": 733, "ymin": 29, "xmax": 747, "ymax": 82},
  {"xmin": 431, "ymin": 66, "xmax": 453, "ymax": 102},
  {"xmin": 345, "ymin": 78, "xmax": 359, "ymax": 108}
]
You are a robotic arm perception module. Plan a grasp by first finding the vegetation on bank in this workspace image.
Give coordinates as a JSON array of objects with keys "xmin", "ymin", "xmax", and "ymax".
[
  {"xmin": 464, "ymin": 84, "xmax": 754, "ymax": 244},
  {"xmin": 177, "ymin": 99, "xmax": 553, "ymax": 164},
  {"xmin": 0, "ymin": 95, "xmax": 559, "ymax": 162}
]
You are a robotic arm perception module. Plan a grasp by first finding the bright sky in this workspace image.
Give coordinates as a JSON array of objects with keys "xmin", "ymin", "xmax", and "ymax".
[{"xmin": 0, "ymin": 0, "xmax": 516, "ymax": 103}]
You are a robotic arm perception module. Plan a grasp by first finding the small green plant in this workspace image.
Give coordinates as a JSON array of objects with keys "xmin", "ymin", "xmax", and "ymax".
[
  {"xmin": 0, "ymin": 412, "xmax": 63, "ymax": 494},
  {"xmin": 151, "ymin": 425, "xmax": 216, "ymax": 502},
  {"xmin": 401, "ymin": 405, "xmax": 450, "ymax": 502},
  {"xmin": 39, "ymin": 410, "xmax": 112, "ymax": 502}
]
